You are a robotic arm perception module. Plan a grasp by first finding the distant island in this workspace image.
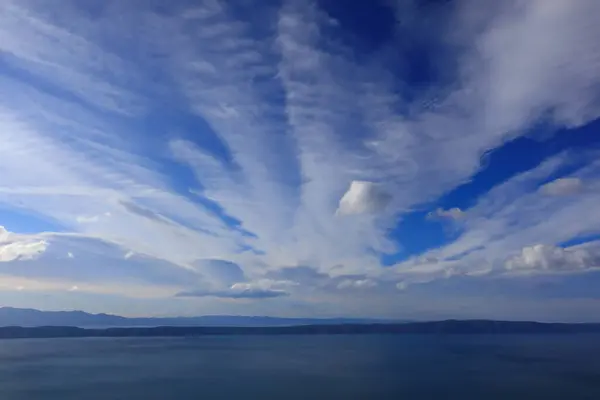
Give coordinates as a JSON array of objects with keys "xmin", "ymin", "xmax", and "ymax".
[
  {"xmin": 0, "ymin": 308, "xmax": 600, "ymax": 339},
  {"xmin": 0, "ymin": 307, "xmax": 393, "ymax": 328},
  {"xmin": 1, "ymin": 320, "xmax": 600, "ymax": 339}
]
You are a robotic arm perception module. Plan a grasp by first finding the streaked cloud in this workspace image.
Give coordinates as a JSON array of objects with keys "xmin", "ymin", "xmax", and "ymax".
[
  {"xmin": 428, "ymin": 207, "xmax": 465, "ymax": 221},
  {"xmin": 0, "ymin": 0, "xmax": 598, "ymax": 319},
  {"xmin": 337, "ymin": 279, "xmax": 378, "ymax": 290},
  {"xmin": 540, "ymin": 177, "xmax": 584, "ymax": 196},
  {"xmin": 176, "ymin": 279, "xmax": 295, "ymax": 299}
]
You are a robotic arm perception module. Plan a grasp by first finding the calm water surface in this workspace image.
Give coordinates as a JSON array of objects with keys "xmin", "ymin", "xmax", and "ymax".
[{"xmin": 0, "ymin": 334, "xmax": 599, "ymax": 399}]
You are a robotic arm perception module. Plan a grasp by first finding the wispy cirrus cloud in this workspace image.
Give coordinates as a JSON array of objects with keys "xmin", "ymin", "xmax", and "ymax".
[
  {"xmin": 0, "ymin": 0, "xmax": 599, "ymax": 319},
  {"xmin": 428, "ymin": 207, "xmax": 465, "ymax": 221},
  {"xmin": 391, "ymin": 153, "xmax": 600, "ymax": 285}
]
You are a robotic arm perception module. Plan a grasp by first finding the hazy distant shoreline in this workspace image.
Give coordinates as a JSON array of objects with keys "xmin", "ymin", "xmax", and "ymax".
[
  {"xmin": 0, "ymin": 307, "xmax": 392, "ymax": 328},
  {"xmin": 2, "ymin": 320, "xmax": 600, "ymax": 339}
]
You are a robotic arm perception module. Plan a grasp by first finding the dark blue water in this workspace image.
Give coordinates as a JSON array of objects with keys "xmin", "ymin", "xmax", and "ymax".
[{"xmin": 1, "ymin": 335, "xmax": 600, "ymax": 399}]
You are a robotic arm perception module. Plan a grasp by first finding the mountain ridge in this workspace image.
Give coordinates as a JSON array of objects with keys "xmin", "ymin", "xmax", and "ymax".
[
  {"xmin": 1, "ymin": 320, "xmax": 600, "ymax": 339},
  {"xmin": 0, "ymin": 307, "xmax": 393, "ymax": 327}
]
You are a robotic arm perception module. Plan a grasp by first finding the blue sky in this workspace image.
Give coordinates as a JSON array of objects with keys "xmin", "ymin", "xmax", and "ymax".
[{"xmin": 1, "ymin": 0, "xmax": 600, "ymax": 321}]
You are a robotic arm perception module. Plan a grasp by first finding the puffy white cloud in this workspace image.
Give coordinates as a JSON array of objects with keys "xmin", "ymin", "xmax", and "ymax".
[
  {"xmin": 336, "ymin": 181, "xmax": 391, "ymax": 215},
  {"xmin": 505, "ymin": 242, "xmax": 600, "ymax": 273},
  {"xmin": 0, "ymin": 226, "xmax": 48, "ymax": 262}
]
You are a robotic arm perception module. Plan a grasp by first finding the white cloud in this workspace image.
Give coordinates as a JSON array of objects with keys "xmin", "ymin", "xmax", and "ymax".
[
  {"xmin": 76, "ymin": 215, "xmax": 101, "ymax": 223},
  {"xmin": 192, "ymin": 259, "xmax": 247, "ymax": 288},
  {"xmin": 177, "ymin": 279, "xmax": 296, "ymax": 299},
  {"xmin": 540, "ymin": 177, "xmax": 584, "ymax": 196},
  {"xmin": 0, "ymin": 233, "xmax": 204, "ymax": 297},
  {"xmin": 428, "ymin": 207, "xmax": 465, "ymax": 221},
  {"xmin": 230, "ymin": 279, "xmax": 297, "ymax": 293},
  {"xmin": 505, "ymin": 242, "xmax": 600, "ymax": 273},
  {"xmin": 0, "ymin": 226, "xmax": 48, "ymax": 262},
  {"xmin": 0, "ymin": 0, "xmax": 598, "ymax": 317},
  {"xmin": 336, "ymin": 181, "xmax": 391, "ymax": 216},
  {"xmin": 0, "ymin": 1, "xmax": 147, "ymax": 115},
  {"xmin": 471, "ymin": 0, "xmax": 600, "ymax": 130},
  {"xmin": 389, "ymin": 154, "xmax": 600, "ymax": 285},
  {"xmin": 337, "ymin": 278, "xmax": 378, "ymax": 290},
  {"xmin": 0, "ymin": 275, "xmax": 177, "ymax": 299}
]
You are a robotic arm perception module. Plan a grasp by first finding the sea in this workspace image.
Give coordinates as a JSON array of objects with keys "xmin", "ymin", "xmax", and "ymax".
[{"xmin": 0, "ymin": 334, "xmax": 599, "ymax": 399}]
